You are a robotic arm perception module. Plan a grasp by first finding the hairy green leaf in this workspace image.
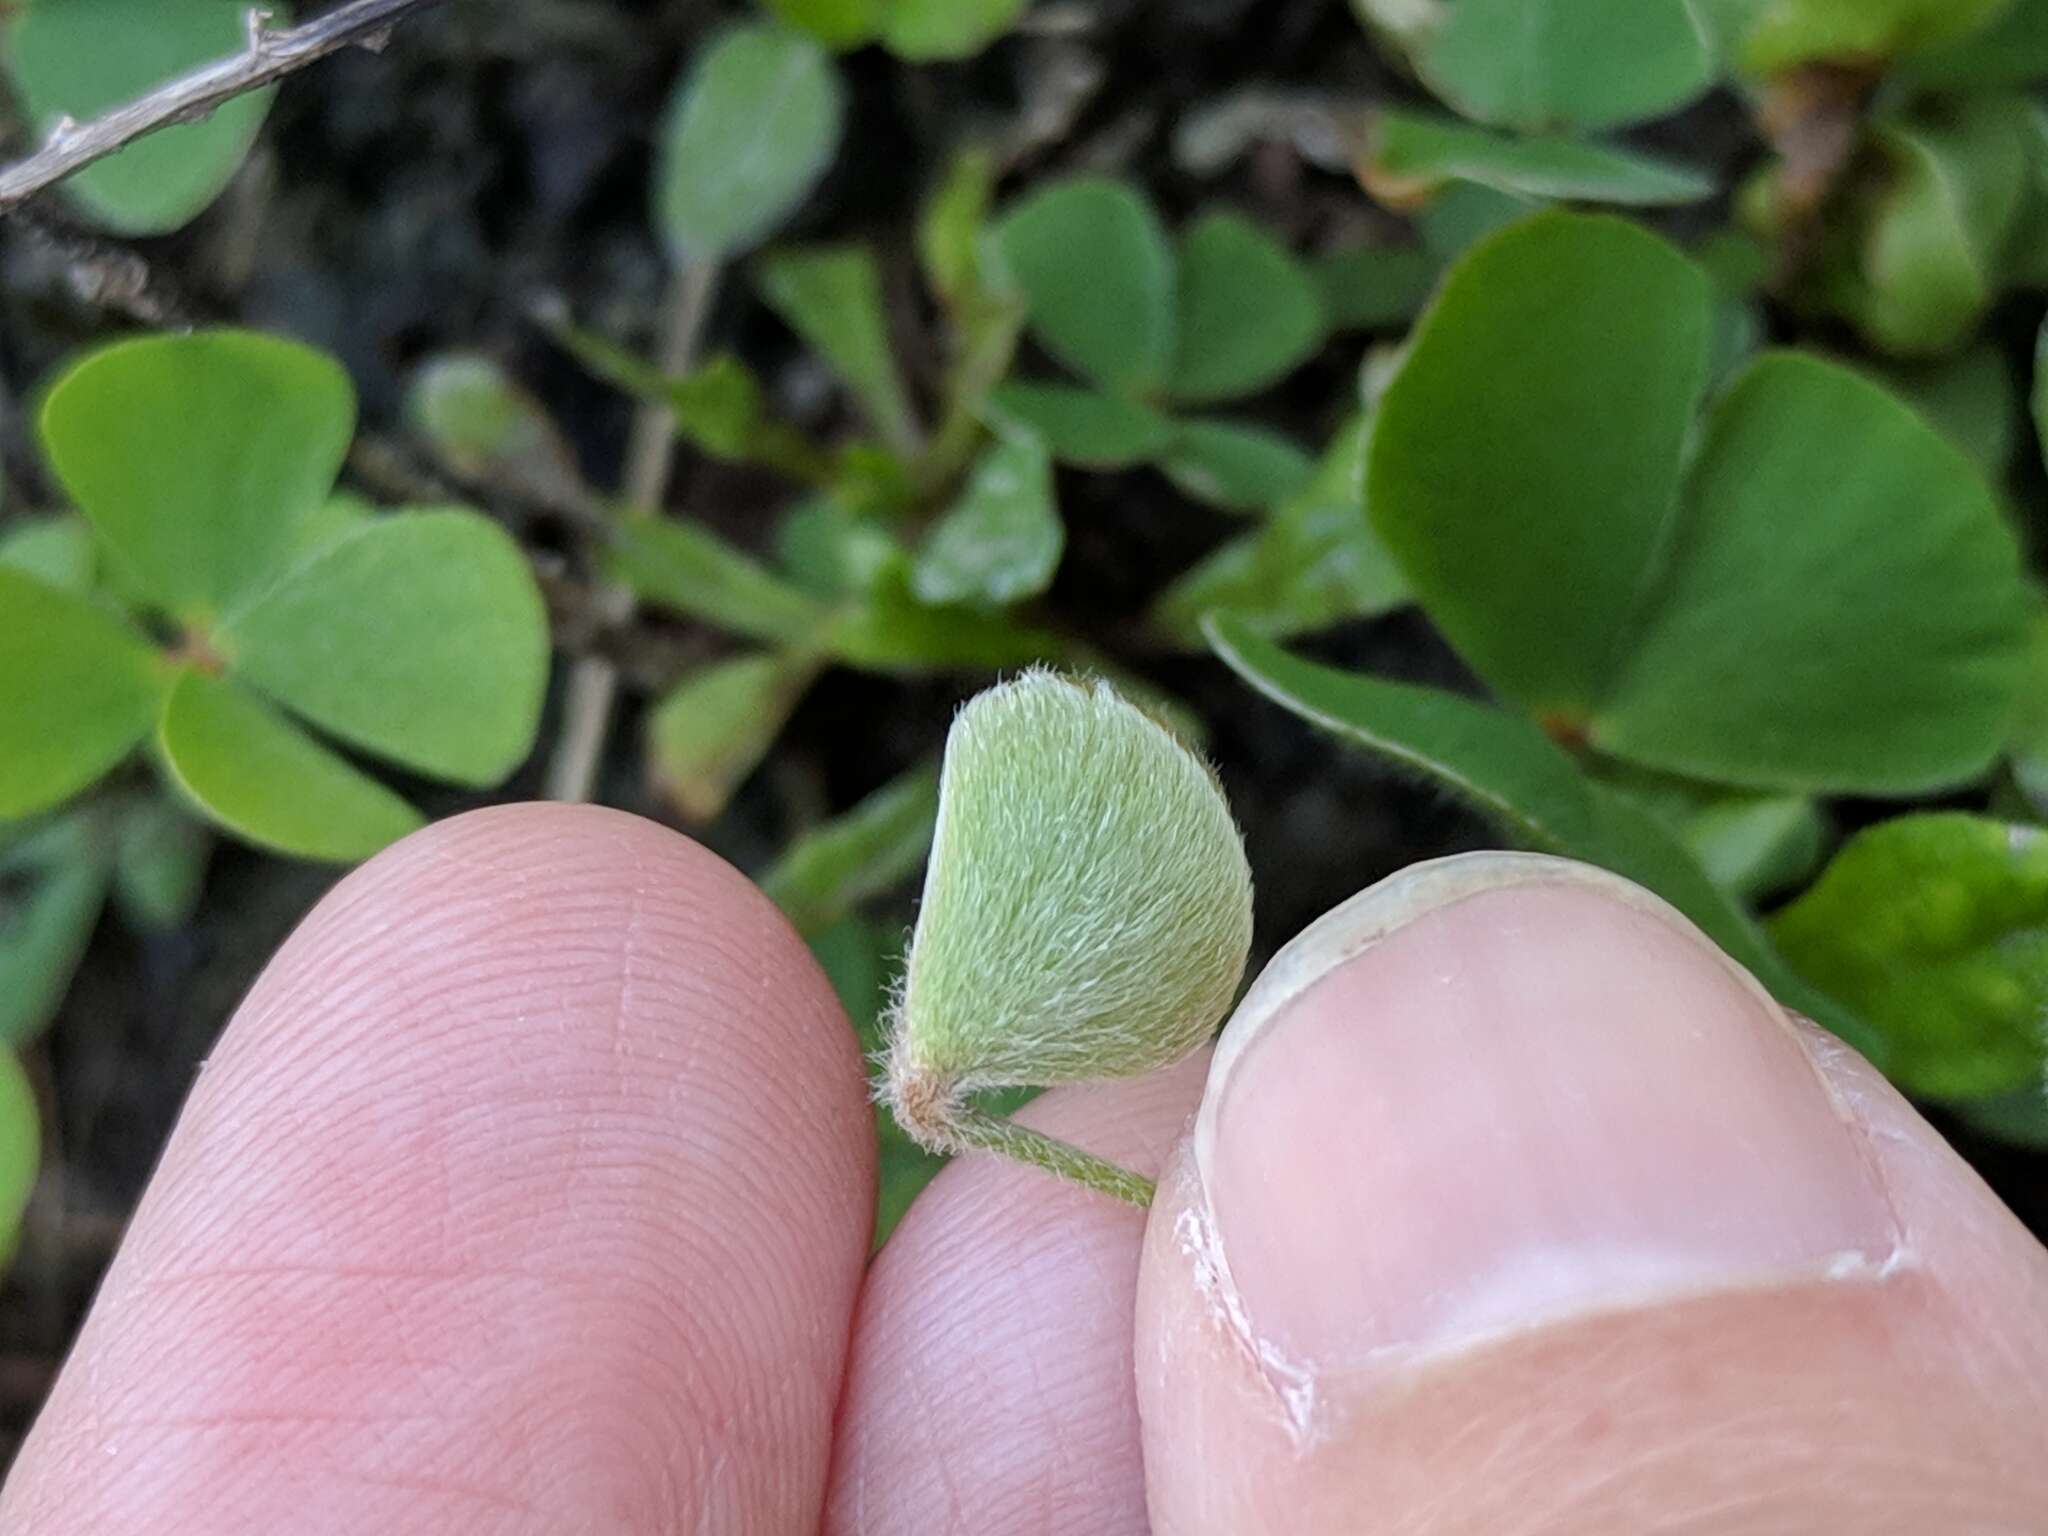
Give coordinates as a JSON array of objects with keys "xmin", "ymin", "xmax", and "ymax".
[{"xmin": 890, "ymin": 672, "xmax": 1252, "ymax": 1087}]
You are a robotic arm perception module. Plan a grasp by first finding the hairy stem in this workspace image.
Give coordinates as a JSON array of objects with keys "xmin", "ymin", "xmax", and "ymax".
[{"xmin": 945, "ymin": 1105, "xmax": 1158, "ymax": 1207}]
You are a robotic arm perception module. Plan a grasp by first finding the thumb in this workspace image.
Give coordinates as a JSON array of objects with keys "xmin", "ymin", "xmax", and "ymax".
[{"xmin": 1136, "ymin": 853, "xmax": 2048, "ymax": 1534}]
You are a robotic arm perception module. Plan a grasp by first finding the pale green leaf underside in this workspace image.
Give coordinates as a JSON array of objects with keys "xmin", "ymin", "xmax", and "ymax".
[
  {"xmin": 156, "ymin": 670, "xmax": 423, "ymax": 863},
  {"xmin": 896, "ymin": 671, "xmax": 1252, "ymax": 1087},
  {"xmin": 220, "ymin": 510, "xmax": 550, "ymax": 788},
  {"xmin": 1158, "ymin": 418, "xmax": 1316, "ymax": 513}
]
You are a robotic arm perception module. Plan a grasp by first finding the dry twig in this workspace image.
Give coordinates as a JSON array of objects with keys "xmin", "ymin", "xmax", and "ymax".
[{"xmin": 0, "ymin": 0, "xmax": 443, "ymax": 216}]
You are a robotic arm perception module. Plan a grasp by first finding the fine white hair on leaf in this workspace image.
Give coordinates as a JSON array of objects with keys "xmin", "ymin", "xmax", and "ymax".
[{"xmin": 886, "ymin": 668, "xmax": 1254, "ymax": 1106}]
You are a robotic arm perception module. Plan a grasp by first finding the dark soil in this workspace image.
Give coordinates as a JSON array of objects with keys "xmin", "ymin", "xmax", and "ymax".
[{"xmin": 2, "ymin": 0, "xmax": 2044, "ymax": 1474}]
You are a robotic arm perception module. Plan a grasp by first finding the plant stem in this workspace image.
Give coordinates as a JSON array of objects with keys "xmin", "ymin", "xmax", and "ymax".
[
  {"xmin": 945, "ymin": 1104, "xmax": 1157, "ymax": 1208},
  {"xmin": 544, "ymin": 260, "xmax": 719, "ymax": 803},
  {"xmin": 0, "ymin": 0, "xmax": 444, "ymax": 214}
]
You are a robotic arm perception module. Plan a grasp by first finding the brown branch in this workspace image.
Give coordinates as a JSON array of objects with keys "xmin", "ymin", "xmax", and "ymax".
[{"xmin": 0, "ymin": 0, "xmax": 443, "ymax": 216}]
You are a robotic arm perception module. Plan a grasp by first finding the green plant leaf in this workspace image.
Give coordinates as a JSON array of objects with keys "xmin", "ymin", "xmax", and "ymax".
[
  {"xmin": 1696, "ymin": 0, "xmax": 2014, "ymax": 73},
  {"xmin": 919, "ymin": 146, "xmax": 1001, "ymax": 310},
  {"xmin": 762, "ymin": 763, "xmax": 942, "ymax": 936},
  {"xmin": 1373, "ymin": 213, "xmax": 2026, "ymax": 794},
  {"xmin": 826, "ymin": 565, "xmax": 1063, "ymax": 672},
  {"xmin": 1314, "ymin": 243, "xmax": 1440, "ymax": 332},
  {"xmin": 0, "ymin": 814, "xmax": 110, "ymax": 1049},
  {"xmin": 1953, "ymin": 1087, "xmax": 2048, "ymax": 1146},
  {"xmin": 7, "ymin": 0, "xmax": 277, "ymax": 234},
  {"xmin": 880, "ymin": 0, "xmax": 1028, "ymax": 58},
  {"xmin": 1205, "ymin": 615, "xmax": 1881, "ymax": 1056},
  {"xmin": 1388, "ymin": 0, "xmax": 1713, "ymax": 132},
  {"xmin": 1815, "ymin": 99, "xmax": 2033, "ymax": 357},
  {"xmin": 1169, "ymin": 211, "xmax": 1325, "ymax": 404},
  {"xmin": 913, "ymin": 432, "xmax": 1063, "ymax": 605},
  {"xmin": 111, "ymin": 796, "xmax": 211, "ymax": 933},
  {"xmin": 155, "ymin": 669, "xmax": 423, "ymax": 862},
  {"xmin": 1593, "ymin": 353, "xmax": 2029, "ymax": 794},
  {"xmin": 995, "ymin": 178, "xmax": 1177, "ymax": 396},
  {"xmin": 1368, "ymin": 211, "xmax": 1711, "ymax": 719},
  {"xmin": 0, "ymin": 1048, "xmax": 37, "ymax": 1268},
  {"xmin": 654, "ymin": 22, "xmax": 844, "ymax": 265},
  {"xmin": 39, "ymin": 330, "xmax": 355, "ymax": 624},
  {"xmin": 0, "ymin": 515, "xmax": 93, "ymax": 591},
  {"xmin": 1679, "ymin": 793, "xmax": 1826, "ymax": 904},
  {"xmin": 0, "ymin": 568, "xmax": 162, "ymax": 818},
  {"xmin": 646, "ymin": 652, "xmax": 821, "ymax": 821},
  {"xmin": 404, "ymin": 353, "xmax": 590, "ymax": 512},
  {"xmin": 1151, "ymin": 417, "xmax": 1407, "ymax": 646},
  {"xmin": 890, "ymin": 671, "xmax": 1252, "ymax": 1088},
  {"xmin": 757, "ymin": 244, "xmax": 922, "ymax": 456},
  {"xmin": 2005, "ymin": 601, "xmax": 2048, "ymax": 816},
  {"xmin": 1157, "ymin": 419, "xmax": 1316, "ymax": 513},
  {"xmin": 983, "ymin": 382, "xmax": 1174, "ymax": 468},
  {"xmin": 761, "ymin": 0, "xmax": 883, "ymax": 49},
  {"xmin": 777, "ymin": 497, "xmax": 902, "ymax": 600},
  {"xmin": 610, "ymin": 518, "xmax": 828, "ymax": 644},
  {"xmin": 218, "ymin": 510, "xmax": 549, "ymax": 788},
  {"xmin": 1900, "ymin": 0, "xmax": 2048, "ymax": 89},
  {"xmin": 1874, "ymin": 341, "xmax": 2015, "ymax": 481},
  {"xmin": 1368, "ymin": 110, "xmax": 1714, "ymax": 207},
  {"xmin": 1771, "ymin": 813, "xmax": 2048, "ymax": 1098}
]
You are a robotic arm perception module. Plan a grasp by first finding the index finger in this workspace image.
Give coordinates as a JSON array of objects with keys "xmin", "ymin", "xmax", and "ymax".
[{"xmin": 1, "ymin": 804, "xmax": 874, "ymax": 1535}]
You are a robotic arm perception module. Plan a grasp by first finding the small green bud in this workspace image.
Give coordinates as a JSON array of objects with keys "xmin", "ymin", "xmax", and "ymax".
[{"xmin": 885, "ymin": 670, "xmax": 1253, "ymax": 1195}]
